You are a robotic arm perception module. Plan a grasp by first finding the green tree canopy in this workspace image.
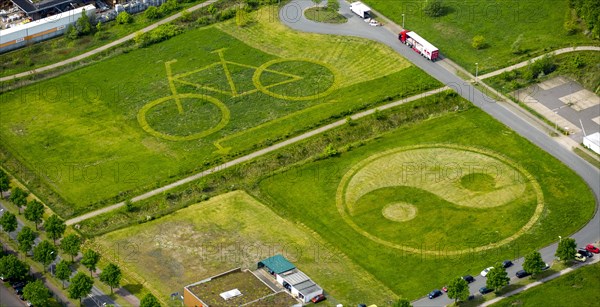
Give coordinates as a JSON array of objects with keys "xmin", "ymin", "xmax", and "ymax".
[
  {"xmin": 486, "ymin": 263, "xmax": 510, "ymax": 292},
  {"xmin": 33, "ymin": 240, "xmax": 57, "ymax": 272},
  {"xmin": 0, "ymin": 169, "xmax": 10, "ymax": 197},
  {"xmin": 556, "ymin": 237, "xmax": 577, "ymax": 263},
  {"xmin": 99, "ymin": 263, "xmax": 122, "ymax": 293},
  {"xmin": 55, "ymin": 260, "xmax": 71, "ymax": 289},
  {"xmin": 140, "ymin": 293, "xmax": 162, "ymax": 307},
  {"xmin": 447, "ymin": 276, "xmax": 469, "ymax": 303},
  {"xmin": 0, "ymin": 211, "xmax": 17, "ymax": 233},
  {"xmin": 68, "ymin": 272, "xmax": 94, "ymax": 304},
  {"xmin": 44, "ymin": 214, "xmax": 66, "ymax": 244},
  {"xmin": 523, "ymin": 250, "xmax": 545, "ymax": 276},
  {"xmin": 23, "ymin": 280, "xmax": 51, "ymax": 307},
  {"xmin": 9, "ymin": 187, "xmax": 28, "ymax": 213},
  {"xmin": 60, "ymin": 234, "xmax": 81, "ymax": 262},
  {"xmin": 17, "ymin": 226, "xmax": 37, "ymax": 255},
  {"xmin": 24, "ymin": 199, "xmax": 45, "ymax": 230},
  {"xmin": 0, "ymin": 254, "xmax": 29, "ymax": 281},
  {"xmin": 76, "ymin": 8, "xmax": 92, "ymax": 35},
  {"xmin": 81, "ymin": 249, "xmax": 100, "ymax": 277}
]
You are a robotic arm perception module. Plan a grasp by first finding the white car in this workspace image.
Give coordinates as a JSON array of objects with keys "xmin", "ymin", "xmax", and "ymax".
[
  {"xmin": 480, "ymin": 267, "xmax": 494, "ymax": 277},
  {"xmin": 575, "ymin": 253, "xmax": 587, "ymax": 262}
]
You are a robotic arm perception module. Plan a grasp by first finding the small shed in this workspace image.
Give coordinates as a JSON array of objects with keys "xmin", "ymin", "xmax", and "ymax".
[{"xmin": 583, "ymin": 132, "xmax": 600, "ymax": 154}]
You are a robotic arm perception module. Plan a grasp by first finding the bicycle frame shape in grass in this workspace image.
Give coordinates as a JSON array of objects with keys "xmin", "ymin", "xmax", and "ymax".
[{"xmin": 137, "ymin": 49, "xmax": 338, "ymax": 142}]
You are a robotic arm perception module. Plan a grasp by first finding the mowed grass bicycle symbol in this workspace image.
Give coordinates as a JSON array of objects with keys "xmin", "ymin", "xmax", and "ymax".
[{"xmin": 137, "ymin": 49, "xmax": 338, "ymax": 141}]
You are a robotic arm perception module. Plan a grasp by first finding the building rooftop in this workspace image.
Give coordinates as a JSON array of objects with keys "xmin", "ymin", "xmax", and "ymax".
[
  {"xmin": 281, "ymin": 269, "xmax": 322, "ymax": 296},
  {"xmin": 258, "ymin": 254, "xmax": 296, "ymax": 274},
  {"xmin": 186, "ymin": 270, "xmax": 273, "ymax": 306}
]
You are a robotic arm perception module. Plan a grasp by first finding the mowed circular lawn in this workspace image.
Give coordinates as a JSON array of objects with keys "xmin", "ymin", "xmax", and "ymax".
[{"xmin": 336, "ymin": 144, "xmax": 543, "ymax": 254}]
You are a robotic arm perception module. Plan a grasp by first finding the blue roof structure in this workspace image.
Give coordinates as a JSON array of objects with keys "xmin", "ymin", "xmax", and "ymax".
[{"xmin": 258, "ymin": 254, "xmax": 295, "ymax": 274}]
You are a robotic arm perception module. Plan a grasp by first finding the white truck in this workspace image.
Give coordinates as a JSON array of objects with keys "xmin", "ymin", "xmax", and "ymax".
[{"xmin": 349, "ymin": 1, "xmax": 371, "ymax": 19}]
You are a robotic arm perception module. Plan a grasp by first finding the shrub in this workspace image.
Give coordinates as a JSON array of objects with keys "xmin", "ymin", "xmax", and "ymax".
[
  {"xmin": 144, "ymin": 6, "xmax": 161, "ymax": 20},
  {"xmin": 116, "ymin": 11, "xmax": 133, "ymax": 24},
  {"xmin": 423, "ymin": 0, "xmax": 447, "ymax": 17},
  {"xmin": 135, "ymin": 24, "xmax": 183, "ymax": 47},
  {"xmin": 180, "ymin": 9, "xmax": 192, "ymax": 22},
  {"xmin": 158, "ymin": 0, "xmax": 179, "ymax": 16},
  {"xmin": 321, "ymin": 144, "xmax": 338, "ymax": 158},
  {"xmin": 472, "ymin": 35, "xmax": 486, "ymax": 49}
]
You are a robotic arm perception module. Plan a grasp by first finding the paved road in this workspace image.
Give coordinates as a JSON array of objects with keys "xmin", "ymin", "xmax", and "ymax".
[
  {"xmin": 280, "ymin": 0, "xmax": 600, "ymax": 306},
  {"xmin": 0, "ymin": 203, "xmax": 116, "ymax": 307},
  {"xmin": 0, "ymin": 282, "xmax": 26, "ymax": 307},
  {"xmin": 0, "ymin": 0, "xmax": 220, "ymax": 82}
]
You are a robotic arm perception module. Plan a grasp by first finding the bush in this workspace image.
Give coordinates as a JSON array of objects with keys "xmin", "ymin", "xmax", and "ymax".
[
  {"xmin": 217, "ymin": 8, "xmax": 236, "ymax": 21},
  {"xmin": 116, "ymin": 11, "xmax": 133, "ymax": 24},
  {"xmin": 530, "ymin": 55, "xmax": 556, "ymax": 78},
  {"xmin": 321, "ymin": 144, "xmax": 338, "ymax": 158},
  {"xmin": 145, "ymin": 6, "xmax": 161, "ymax": 20},
  {"xmin": 180, "ymin": 9, "xmax": 193, "ymax": 22},
  {"xmin": 472, "ymin": 35, "xmax": 486, "ymax": 49},
  {"xmin": 135, "ymin": 24, "xmax": 183, "ymax": 47},
  {"xmin": 423, "ymin": 0, "xmax": 447, "ymax": 17},
  {"xmin": 158, "ymin": 0, "xmax": 179, "ymax": 16}
]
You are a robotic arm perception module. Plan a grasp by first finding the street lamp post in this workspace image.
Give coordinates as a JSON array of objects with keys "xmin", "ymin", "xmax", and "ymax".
[
  {"xmin": 402, "ymin": 14, "xmax": 405, "ymax": 29},
  {"xmin": 475, "ymin": 63, "xmax": 479, "ymax": 83}
]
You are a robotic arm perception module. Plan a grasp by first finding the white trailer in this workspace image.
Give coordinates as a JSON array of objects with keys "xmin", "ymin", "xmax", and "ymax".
[{"xmin": 349, "ymin": 1, "xmax": 371, "ymax": 19}]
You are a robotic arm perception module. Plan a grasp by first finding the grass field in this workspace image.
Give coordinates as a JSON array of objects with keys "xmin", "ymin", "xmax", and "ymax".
[
  {"xmin": 363, "ymin": 0, "xmax": 598, "ymax": 74},
  {"xmin": 256, "ymin": 106, "xmax": 595, "ymax": 298},
  {"xmin": 93, "ymin": 191, "xmax": 398, "ymax": 305},
  {"xmin": 0, "ymin": 8, "xmax": 440, "ymax": 217},
  {"xmin": 491, "ymin": 262, "xmax": 600, "ymax": 307}
]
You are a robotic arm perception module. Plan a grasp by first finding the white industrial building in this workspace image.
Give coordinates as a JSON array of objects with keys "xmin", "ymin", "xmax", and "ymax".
[
  {"xmin": 257, "ymin": 254, "xmax": 324, "ymax": 303},
  {"xmin": 0, "ymin": 4, "xmax": 95, "ymax": 53},
  {"xmin": 583, "ymin": 132, "xmax": 600, "ymax": 154}
]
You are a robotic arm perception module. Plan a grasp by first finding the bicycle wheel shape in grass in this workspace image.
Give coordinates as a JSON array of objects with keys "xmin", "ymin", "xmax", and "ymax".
[{"xmin": 253, "ymin": 58, "xmax": 339, "ymax": 101}]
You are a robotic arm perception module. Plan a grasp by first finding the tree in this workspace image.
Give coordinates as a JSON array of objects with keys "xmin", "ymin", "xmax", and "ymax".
[
  {"xmin": 61, "ymin": 234, "xmax": 82, "ymax": 262},
  {"xmin": 76, "ymin": 8, "xmax": 92, "ymax": 35},
  {"xmin": 17, "ymin": 226, "xmax": 37, "ymax": 255},
  {"xmin": 523, "ymin": 250, "xmax": 545, "ymax": 277},
  {"xmin": 144, "ymin": 6, "xmax": 161, "ymax": 20},
  {"xmin": 23, "ymin": 280, "xmax": 51, "ymax": 307},
  {"xmin": 0, "ymin": 254, "xmax": 29, "ymax": 281},
  {"xmin": 393, "ymin": 298, "xmax": 412, "ymax": 307},
  {"xmin": 424, "ymin": 0, "xmax": 447, "ymax": 17},
  {"xmin": 116, "ymin": 11, "xmax": 133, "ymax": 24},
  {"xmin": 81, "ymin": 249, "xmax": 100, "ymax": 277},
  {"xmin": 447, "ymin": 276, "xmax": 469, "ymax": 303},
  {"xmin": 33, "ymin": 240, "xmax": 57, "ymax": 272},
  {"xmin": 556, "ymin": 237, "xmax": 577, "ymax": 263},
  {"xmin": 68, "ymin": 272, "xmax": 94, "ymax": 304},
  {"xmin": 327, "ymin": 0, "xmax": 339, "ymax": 12},
  {"xmin": 0, "ymin": 169, "xmax": 9, "ymax": 198},
  {"xmin": 486, "ymin": 263, "xmax": 510, "ymax": 292},
  {"xmin": 140, "ymin": 293, "xmax": 161, "ymax": 307},
  {"xmin": 24, "ymin": 199, "xmax": 44, "ymax": 230},
  {"xmin": 44, "ymin": 214, "xmax": 66, "ymax": 244},
  {"xmin": 9, "ymin": 187, "xmax": 28, "ymax": 214},
  {"xmin": 99, "ymin": 263, "xmax": 122, "ymax": 293},
  {"xmin": 0, "ymin": 211, "xmax": 17, "ymax": 234},
  {"xmin": 448, "ymin": 277, "xmax": 469, "ymax": 304},
  {"xmin": 312, "ymin": 0, "xmax": 321, "ymax": 6},
  {"xmin": 472, "ymin": 35, "xmax": 486, "ymax": 49},
  {"xmin": 55, "ymin": 260, "xmax": 71, "ymax": 289}
]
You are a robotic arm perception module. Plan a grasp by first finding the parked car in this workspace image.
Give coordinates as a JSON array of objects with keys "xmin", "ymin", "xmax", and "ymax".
[
  {"xmin": 442, "ymin": 286, "xmax": 448, "ymax": 292},
  {"xmin": 574, "ymin": 253, "xmax": 587, "ymax": 262},
  {"xmin": 542, "ymin": 263, "xmax": 550, "ymax": 271},
  {"xmin": 480, "ymin": 267, "xmax": 494, "ymax": 277},
  {"xmin": 502, "ymin": 260, "xmax": 513, "ymax": 268},
  {"xmin": 516, "ymin": 270, "xmax": 530, "ymax": 278},
  {"xmin": 585, "ymin": 244, "xmax": 600, "ymax": 254},
  {"xmin": 428, "ymin": 289, "xmax": 443, "ymax": 299},
  {"xmin": 311, "ymin": 294, "xmax": 326, "ymax": 303},
  {"xmin": 479, "ymin": 287, "xmax": 493, "ymax": 294},
  {"xmin": 462, "ymin": 275, "xmax": 475, "ymax": 283},
  {"xmin": 578, "ymin": 248, "xmax": 593, "ymax": 258},
  {"xmin": 0, "ymin": 275, "xmax": 11, "ymax": 282},
  {"xmin": 11, "ymin": 281, "xmax": 26, "ymax": 289}
]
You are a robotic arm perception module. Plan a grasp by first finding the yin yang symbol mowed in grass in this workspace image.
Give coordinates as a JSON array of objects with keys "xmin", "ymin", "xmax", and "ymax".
[
  {"xmin": 336, "ymin": 144, "xmax": 545, "ymax": 255},
  {"xmin": 137, "ymin": 49, "xmax": 338, "ymax": 141}
]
